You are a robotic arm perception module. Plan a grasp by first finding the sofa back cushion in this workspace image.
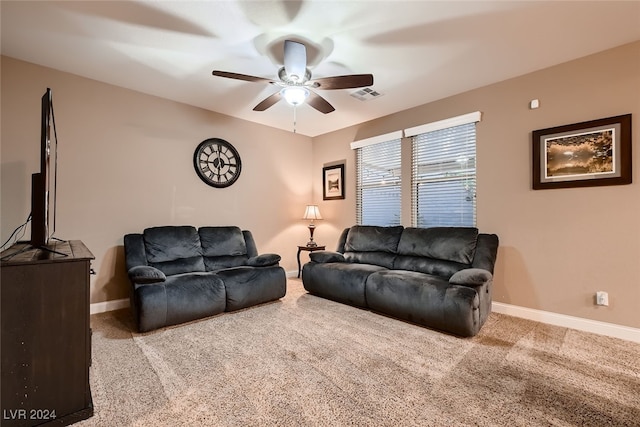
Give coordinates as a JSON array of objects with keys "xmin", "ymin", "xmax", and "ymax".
[
  {"xmin": 344, "ymin": 226, "xmax": 404, "ymax": 253},
  {"xmin": 343, "ymin": 226, "xmax": 403, "ymax": 269},
  {"xmin": 396, "ymin": 227, "xmax": 478, "ymax": 264},
  {"xmin": 143, "ymin": 226, "xmax": 205, "ymax": 276},
  {"xmin": 344, "ymin": 252, "xmax": 396, "ymax": 269},
  {"xmin": 199, "ymin": 226, "xmax": 249, "ymax": 270}
]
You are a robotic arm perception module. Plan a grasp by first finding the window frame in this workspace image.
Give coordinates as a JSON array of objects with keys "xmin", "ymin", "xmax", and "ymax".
[
  {"xmin": 352, "ymin": 132, "xmax": 403, "ymax": 227},
  {"xmin": 351, "ymin": 112, "xmax": 481, "ymax": 228}
]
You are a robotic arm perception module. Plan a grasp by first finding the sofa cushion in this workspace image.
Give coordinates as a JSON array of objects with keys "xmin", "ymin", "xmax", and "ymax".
[
  {"xmin": 163, "ymin": 273, "xmax": 226, "ymax": 328},
  {"xmin": 217, "ymin": 266, "xmax": 286, "ymax": 311},
  {"xmin": 365, "ymin": 270, "xmax": 481, "ymax": 337},
  {"xmin": 202, "ymin": 255, "xmax": 248, "ymax": 271},
  {"xmin": 199, "ymin": 227, "xmax": 249, "ymax": 271},
  {"xmin": 143, "ymin": 226, "xmax": 203, "ymax": 263},
  {"xmin": 397, "ymin": 227, "xmax": 478, "ymax": 264},
  {"xmin": 302, "ymin": 262, "xmax": 387, "ymax": 308},
  {"xmin": 344, "ymin": 225, "xmax": 404, "ymax": 253},
  {"xmin": 143, "ymin": 226, "xmax": 205, "ymax": 275},
  {"xmin": 150, "ymin": 257, "xmax": 206, "ymax": 277},
  {"xmin": 199, "ymin": 226, "xmax": 247, "ymax": 257},
  {"xmin": 393, "ymin": 256, "xmax": 468, "ymax": 280},
  {"xmin": 344, "ymin": 251, "xmax": 396, "ymax": 270}
]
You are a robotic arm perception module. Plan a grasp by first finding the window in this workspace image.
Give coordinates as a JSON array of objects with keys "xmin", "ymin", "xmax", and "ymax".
[
  {"xmin": 352, "ymin": 112, "xmax": 480, "ymax": 229},
  {"xmin": 355, "ymin": 137, "xmax": 402, "ymax": 226},
  {"xmin": 410, "ymin": 118, "xmax": 478, "ymax": 227}
]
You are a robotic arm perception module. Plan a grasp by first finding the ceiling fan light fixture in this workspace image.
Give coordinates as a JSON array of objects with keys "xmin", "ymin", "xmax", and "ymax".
[{"xmin": 281, "ymin": 86, "xmax": 309, "ymax": 106}]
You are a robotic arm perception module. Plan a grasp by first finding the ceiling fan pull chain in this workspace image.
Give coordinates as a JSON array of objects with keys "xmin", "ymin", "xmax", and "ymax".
[{"xmin": 293, "ymin": 105, "xmax": 297, "ymax": 133}]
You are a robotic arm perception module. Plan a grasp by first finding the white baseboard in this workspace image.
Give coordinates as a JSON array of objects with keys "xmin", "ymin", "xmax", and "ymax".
[
  {"xmin": 286, "ymin": 270, "xmax": 300, "ymax": 279},
  {"xmin": 492, "ymin": 302, "xmax": 640, "ymax": 344},
  {"xmin": 90, "ymin": 298, "xmax": 129, "ymax": 315}
]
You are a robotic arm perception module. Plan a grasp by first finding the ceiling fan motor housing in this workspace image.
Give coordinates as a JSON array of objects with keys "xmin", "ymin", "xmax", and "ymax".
[{"xmin": 278, "ymin": 67, "xmax": 312, "ymax": 85}]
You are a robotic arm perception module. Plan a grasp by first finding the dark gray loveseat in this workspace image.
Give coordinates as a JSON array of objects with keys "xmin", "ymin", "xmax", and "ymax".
[
  {"xmin": 124, "ymin": 225, "xmax": 286, "ymax": 332},
  {"xmin": 302, "ymin": 226, "xmax": 499, "ymax": 337}
]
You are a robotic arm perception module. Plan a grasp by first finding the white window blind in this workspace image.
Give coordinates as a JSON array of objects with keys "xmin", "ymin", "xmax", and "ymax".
[
  {"xmin": 356, "ymin": 138, "xmax": 402, "ymax": 226},
  {"xmin": 412, "ymin": 122, "xmax": 477, "ymax": 227}
]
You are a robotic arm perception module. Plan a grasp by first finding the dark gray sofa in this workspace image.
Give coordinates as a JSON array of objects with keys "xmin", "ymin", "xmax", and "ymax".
[
  {"xmin": 302, "ymin": 225, "xmax": 499, "ymax": 337},
  {"xmin": 124, "ymin": 225, "xmax": 286, "ymax": 332}
]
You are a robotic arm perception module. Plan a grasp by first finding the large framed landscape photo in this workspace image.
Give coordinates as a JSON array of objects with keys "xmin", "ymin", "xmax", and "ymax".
[{"xmin": 532, "ymin": 114, "xmax": 632, "ymax": 190}]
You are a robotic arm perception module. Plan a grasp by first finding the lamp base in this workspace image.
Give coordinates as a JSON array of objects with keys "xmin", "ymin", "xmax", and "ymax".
[{"xmin": 306, "ymin": 223, "xmax": 317, "ymax": 248}]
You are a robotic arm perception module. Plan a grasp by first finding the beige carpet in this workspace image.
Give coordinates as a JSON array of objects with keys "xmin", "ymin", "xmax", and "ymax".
[{"xmin": 79, "ymin": 280, "xmax": 640, "ymax": 427}]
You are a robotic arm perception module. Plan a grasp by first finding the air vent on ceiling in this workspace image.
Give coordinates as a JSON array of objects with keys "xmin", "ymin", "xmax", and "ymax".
[{"xmin": 350, "ymin": 87, "xmax": 383, "ymax": 101}]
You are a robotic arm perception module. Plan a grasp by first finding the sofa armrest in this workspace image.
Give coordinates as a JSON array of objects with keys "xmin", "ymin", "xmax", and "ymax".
[
  {"xmin": 449, "ymin": 268, "xmax": 492, "ymax": 287},
  {"xmin": 128, "ymin": 265, "xmax": 166, "ymax": 284},
  {"xmin": 247, "ymin": 253, "xmax": 281, "ymax": 267},
  {"xmin": 309, "ymin": 251, "xmax": 346, "ymax": 263}
]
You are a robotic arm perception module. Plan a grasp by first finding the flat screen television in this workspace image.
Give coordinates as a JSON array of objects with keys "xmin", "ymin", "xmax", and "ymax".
[{"xmin": 30, "ymin": 88, "xmax": 58, "ymax": 248}]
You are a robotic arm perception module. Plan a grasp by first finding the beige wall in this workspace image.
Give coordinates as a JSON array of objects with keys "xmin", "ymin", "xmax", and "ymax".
[
  {"xmin": 1, "ymin": 57, "xmax": 313, "ymax": 304},
  {"xmin": 3, "ymin": 41, "xmax": 639, "ymax": 329},
  {"xmin": 311, "ymin": 41, "xmax": 640, "ymax": 329}
]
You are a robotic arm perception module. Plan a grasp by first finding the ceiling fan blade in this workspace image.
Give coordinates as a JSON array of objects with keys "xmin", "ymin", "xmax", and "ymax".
[
  {"xmin": 311, "ymin": 74, "xmax": 374, "ymax": 90},
  {"xmin": 253, "ymin": 92, "xmax": 282, "ymax": 111},
  {"xmin": 212, "ymin": 70, "xmax": 274, "ymax": 84},
  {"xmin": 307, "ymin": 91, "xmax": 335, "ymax": 114},
  {"xmin": 283, "ymin": 40, "xmax": 307, "ymax": 82}
]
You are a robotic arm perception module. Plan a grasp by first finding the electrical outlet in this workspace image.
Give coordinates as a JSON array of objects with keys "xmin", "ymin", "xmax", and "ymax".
[{"xmin": 596, "ymin": 291, "xmax": 609, "ymax": 306}]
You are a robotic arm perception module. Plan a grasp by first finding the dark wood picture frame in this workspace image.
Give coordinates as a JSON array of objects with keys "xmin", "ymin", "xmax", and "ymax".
[
  {"xmin": 323, "ymin": 164, "xmax": 345, "ymax": 200},
  {"xmin": 532, "ymin": 114, "xmax": 632, "ymax": 190}
]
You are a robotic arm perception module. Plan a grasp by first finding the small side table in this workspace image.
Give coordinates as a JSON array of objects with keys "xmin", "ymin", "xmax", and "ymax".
[{"xmin": 297, "ymin": 245, "xmax": 326, "ymax": 278}]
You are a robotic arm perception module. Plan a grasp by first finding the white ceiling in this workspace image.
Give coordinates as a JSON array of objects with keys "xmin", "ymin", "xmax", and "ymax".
[{"xmin": 2, "ymin": 1, "xmax": 640, "ymax": 137}]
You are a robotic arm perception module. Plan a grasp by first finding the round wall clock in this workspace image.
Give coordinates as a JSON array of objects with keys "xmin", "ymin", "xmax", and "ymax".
[{"xmin": 193, "ymin": 138, "xmax": 242, "ymax": 188}]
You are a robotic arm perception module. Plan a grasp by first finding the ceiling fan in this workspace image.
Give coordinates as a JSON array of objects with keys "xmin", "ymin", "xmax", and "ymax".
[{"xmin": 212, "ymin": 40, "xmax": 374, "ymax": 114}]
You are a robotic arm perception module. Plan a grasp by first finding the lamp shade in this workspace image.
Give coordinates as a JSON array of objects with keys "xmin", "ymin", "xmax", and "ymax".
[{"xmin": 302, "ymin": 205, "xmax": 322, "ymax": 220}]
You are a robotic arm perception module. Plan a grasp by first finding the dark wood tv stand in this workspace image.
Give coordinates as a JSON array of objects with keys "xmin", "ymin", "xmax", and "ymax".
[{"xmin": 1, "ymin": 241, "xmax": 94, "ymax": 426}]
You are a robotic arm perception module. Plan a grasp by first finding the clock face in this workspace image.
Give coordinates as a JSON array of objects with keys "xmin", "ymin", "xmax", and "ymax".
[{"xmin": 193, "ymin": 138, "xmax": 242, "ymax": 188}]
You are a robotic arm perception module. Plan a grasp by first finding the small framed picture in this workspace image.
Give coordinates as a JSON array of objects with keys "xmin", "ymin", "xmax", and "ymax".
[
  {"xmin": 532, "ymin": 114, "xmax": 632, "ymax": 190},
  {"xmin": 323, "ymin": 164, "xmax": 345, "ymax": 200}
]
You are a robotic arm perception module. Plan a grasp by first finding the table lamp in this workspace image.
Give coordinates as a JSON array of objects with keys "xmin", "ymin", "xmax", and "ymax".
[{"xmin": 302, "ymin": 205, "xmax": 322, "ymax": 247}]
